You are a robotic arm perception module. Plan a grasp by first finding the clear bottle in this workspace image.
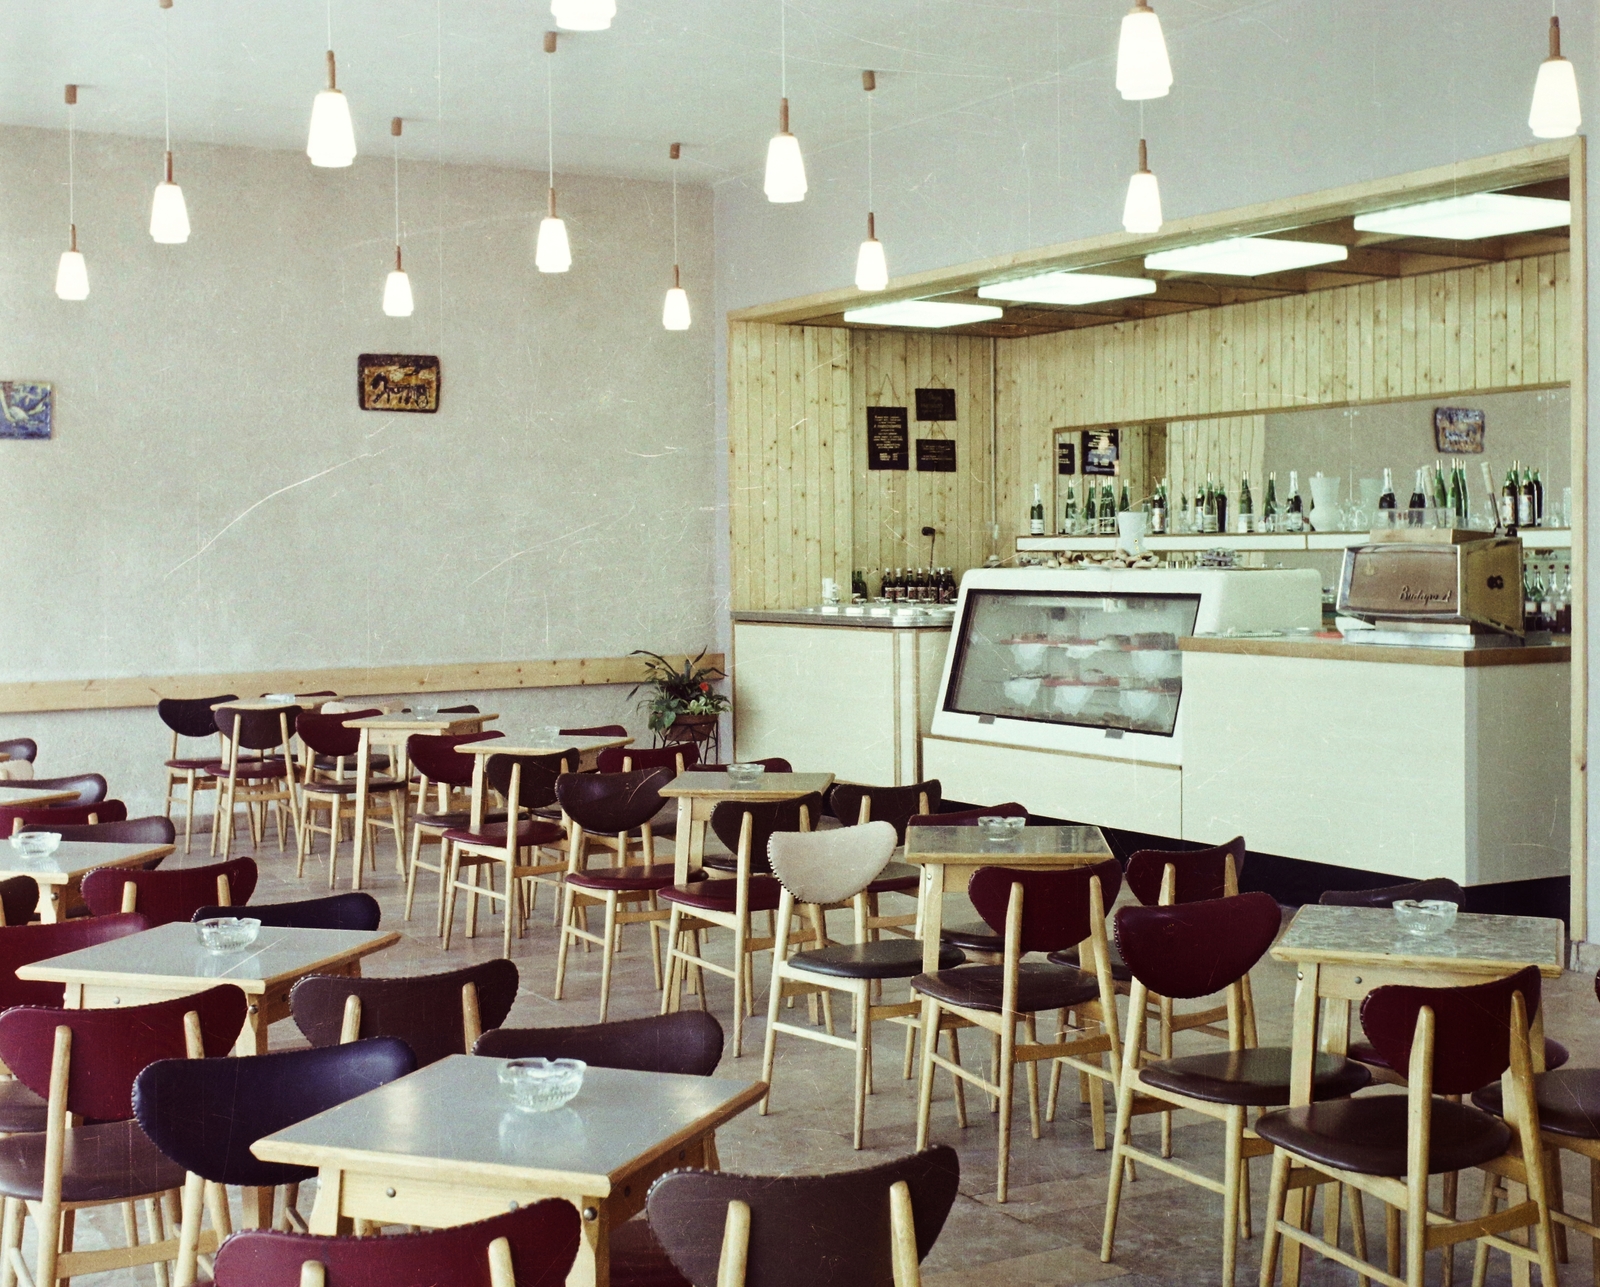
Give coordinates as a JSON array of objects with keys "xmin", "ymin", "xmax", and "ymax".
[
  {"xmin": 1262, "ymin": 472, "xmax": 1279, "ymax": 533},
  {"xmin": 1030, "ymin": 483, "xmax": 1046, "ymax": 536},
  {"xmin": 1285, "ymin": 470, "xmax": 1304, "ymax": 532},
  {"xmin": 1237, "ymin": 475, "xmax": 1254, "ymax": 534},
  {"xmin": 1378, "ymin": 467, "xmax": 1397, "ymax": 511}
]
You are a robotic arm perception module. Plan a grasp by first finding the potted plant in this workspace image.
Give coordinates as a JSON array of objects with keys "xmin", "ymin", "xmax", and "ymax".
[{"xmin": 629, "ymin": 650, "xmax": 730, "ymax": 741}]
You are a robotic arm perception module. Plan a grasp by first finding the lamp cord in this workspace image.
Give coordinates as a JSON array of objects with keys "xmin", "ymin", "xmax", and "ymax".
[
  {"xmin": 67, "ymin": 98, "xmax": 74, "ymax": 231},
  {"xmin": 393, "ymin": 131, "xmax": 401, "ymax": 248},
  {"xmin": 671, "ymin": 157, "xmax": 679, "ymax": 267},
  {"xmin": 326, "ymin": 0, "xmax": 333, "ymax": 52},
  {"xmin": 780, "ymin": 0, "xmax": 787, "ymax": 99},
  {"xmin": 866, "ymin": 86, "xmax": 873, "ymax": 213},
  {"xmin": 546, "ymin": 41, "xmax": 555, "ymax": 206},
  {"xmin": 162, "ymin": 4, "xmax": 171, "ymax": 153}
]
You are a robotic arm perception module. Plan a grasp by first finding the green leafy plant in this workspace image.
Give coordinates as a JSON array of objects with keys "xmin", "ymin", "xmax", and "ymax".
[{"xmin": 629, "ymin": 650, "xmax": 730, "ymax": 734}]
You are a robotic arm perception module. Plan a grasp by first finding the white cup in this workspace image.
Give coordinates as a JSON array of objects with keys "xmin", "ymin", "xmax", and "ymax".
[
  {"xmin": 821, "ymin": 578, "xmax": 840, "ymax": 604},
  {"xmin": 1116, "ymin": 510, "xmax": 1148, "ymax": 555}
]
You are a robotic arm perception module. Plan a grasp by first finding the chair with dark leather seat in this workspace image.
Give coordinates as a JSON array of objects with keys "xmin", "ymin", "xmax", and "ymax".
[
  {"xmin": 555, "ymin": 768, "xmax": 685, "ymax": 1021},
  {"xmin": 26, "ymin": 772, "xmax": 109, "ymax": 805},
  {"xmin": 596, "ymin": 745, "xmax": 698, "ymax": 775},
  {"xmin": 294, "ymin": 710, "xmax": 410, "ymax": 888},
  {"xmin": 291, "ymin": 958, "xmax": 520, "ymax": 1067},
  {"xmin": 211, "ymin": 1201, "xmax": 582, "ymax": 1287},
  {"xmin": 701, "ymin": 792, "xmax": 823, "ymax": 874},
  {"xmin": 697, "ymin": 757, "xmax": 793, "ymax": 773},
  {"xmin": 921, "ymin": 804, "xmax": 1031, "ymax": 959},
  {"xmin": 0, "ymin": 879, "xmax": 37, "ymax": 928},
  {"xmin": 442, "ymin": 752, "xmax": 571, "ymax": 956},
  {"xmin": 474, "ymin": 1010, "xmax": 725, "ymax": 1076},
  {"xmin": 19, "ymin": 815, "xmax": 176, "ymax": 846},
  {"xmin": 1101, "ymin": 893, "xmax": 1371, "ymax": 1287},
  {"xmin": 212, "ymin": 704, "xmax": 302, "ymax": 859},
  {"xmin": 192, "ymin": 891, "xmax": 381, "ymax": 931},
  {"xmin": 829, "ymin": 781, "xmax": 943, "ymax": 944},
  {"xmin": 560, "ymin": 724, "xmax": 628, "ymax": 737},
  {"xmin": 82, "ymin": 856, "xmax": 257, "ymax": 924},
  {"xmin": 1255, "ymin": 965, "xmax": 1556, "ymax": 1287},
  {"xmin": 0, "ymin": 798, "xmax": 129, "ymax": 836},
  {"xmin": 157, "ymin": 695, "xmax": 236, "ymax": 853},
  {"xmin": 134, "ymin": 1037, "xmax": 415, "ymax": 1252},
  {"xmin": 0, "ymin": 982, "xmax": 246, "ymax": 1287},
  {"xmin": 404, "ymin": 730, "xmax": 506, "ymax": 932},
  {"xmin": 913, "ymin": 858, "xmax": 1124, "ymax": 1201},
  {"xmin": 0, "ymin": 740, "xmax": 36, "ymax": 765},
  {"xmin": 760, "ymin": 823, "xmax": 967, "ymax": 1148}
]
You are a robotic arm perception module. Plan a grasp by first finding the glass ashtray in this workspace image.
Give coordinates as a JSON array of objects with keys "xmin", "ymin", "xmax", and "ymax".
[
  {"xmin": 726, "ymin": 763, "xmax": 766, "ymax": 787},
  {"xmin": 194, "ymin": 917, "xmax": 261, "ymax": 954},
  {"xmin": 977, "ymin": 815, "xmax": 1025, "ymax": 842},
  {"xmin": 1393, "ymin": 899, "xmax": 1458, "ymax": 938},
  {"xmin": 9, "ymin": 832, "xmax": 61, "ymax": 858},
  {"xmin": 499, "ymin": 1057, "xmax": 586, "ymax": 1113}
]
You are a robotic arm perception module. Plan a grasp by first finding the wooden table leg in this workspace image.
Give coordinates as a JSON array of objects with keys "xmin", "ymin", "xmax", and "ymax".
[
  {"xmin": 919, "ymin": 864, "xmax": 947, "ymax": 974},
  {"xmin": 1281, "ymin": 961, "xmax": 1321, "ymax": 1287},
  {"xmin": 571, "ymin": 1197, "xmax": 606, "ymax": 1287},
  {"xmin": 38, "ymin": 882, "xmax": 60, "ymax": 925},
  {"xmin": 672, "ymin": 797, "xmax": 693, "ymax": 884},
  {"xmin": 469, "ymin": 752, "xmax": 487, "ymax": 833},
  {"xmin": 61, "ymin": 984, "xmax": 84, "ymax": 1010},
  {"xmin": 239, "ymin": 1187, "xmax": 273, "ymax": 1231},
  {"xmin": 307, "ymin": 1169, "xmax": 349, "ymax": 1236},
  {"xmin": 234, "ymin": 1004, "xmax": 270, "ymax": 1057},
  {"xmin": 280, "ymin": 711, "xmax": 303, "ymax": 853},
  {"xmin": 350, "ymin": 730, "xmax": 372, "ymax": 891}
]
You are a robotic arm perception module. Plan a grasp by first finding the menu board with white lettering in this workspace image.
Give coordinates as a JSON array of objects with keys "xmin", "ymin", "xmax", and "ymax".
[{"xmin": 867, "ymin": 407, "xmax": 909, "ymax": 470}]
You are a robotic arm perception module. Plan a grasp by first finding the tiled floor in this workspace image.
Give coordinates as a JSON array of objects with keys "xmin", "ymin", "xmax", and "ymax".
[{"xmin": 41, "ymin": 818, "xmax": 1600, "ymax": 1284}]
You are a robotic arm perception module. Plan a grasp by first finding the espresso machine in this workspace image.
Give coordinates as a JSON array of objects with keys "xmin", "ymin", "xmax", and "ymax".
[{"xmin": 1335, "ymin": 529, "xmax": 1525, "ymax": 648}]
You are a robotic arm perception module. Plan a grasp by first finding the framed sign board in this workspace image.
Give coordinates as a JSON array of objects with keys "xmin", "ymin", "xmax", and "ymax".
[
  {"xmin": 1056, "ymin": 439, "xmax": 1076, "ymax": 475},
  {"xmin": 916, "ymin": 438, "xmax": 957, "ymax": 472},
  {"xmin": 358, "ymin": 354, "xmax": 441, "ymax": 413},
  {"xmin": 915, "ymin": 387, "xmax": 957, "ymax": 421},
  {"xmin": 1434, "ymin": 406, "xmax": 1485, "ymax": 454},
  {"xmin": 1083, "ymin": 429, "xmax": 1119, "ymax": 476},
  {"xmin": 867, "ymin": 407, "xmax": 909, "ymax": 470}
]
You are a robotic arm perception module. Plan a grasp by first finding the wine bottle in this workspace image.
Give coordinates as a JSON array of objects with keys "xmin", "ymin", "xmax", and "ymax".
[
  {"xmin": 1150, "ymin": 479, "xmax": 1168, "ymax": 534},
  {"xmin": 851, "ymin": 569, "xmax": 867, "ymax": 601},
  {"xmin": 1084, "ymin": 480, "xmax": 1098, "ymax": 533},
  {"xmin": 1119, "ymin": 477, "xmax": 1131, "ymax": 515},
  {"xmin": 1262, "ymin": 472, "xmax": 1279, "ymax": 532},
  {"xmin": 1101, "ymin": 481, "xmax": 1116, "ymax": 533},
  {"xmin": 1501, "ymin": 465, "xmax": 1519, "ymax": 530},
  {"xmin": 1202, "ymin": 475, "xmax": 1219, "ymax": 534},
  {"xmin": 1407, "ymin": 469, "xmax": 1427, "ymax": 525},
  {"xmin": 1518, "ymin": 465, "xmax": 1535, "ymax": 528},
  {"xmin": 1060, "ymin": 480, "xmax": 1078, "ymax": 534},
  {"xmin": 1030, "ymin": 483, "xmax": 1046, "ymax": 536},
  {"xmin": 1433, "ymin": 460, "xmax": 1450, "ymax": 511},
  {"xmin": 1447, "ymin": 463, "xmax": 1462, "ymax": 524},
  {"xmin": 1237, "ymin": 475, "xmax": 1254, "ymax": 534},
  {"xmin": 1532, "ymin": 468, "xmax": 1545, "ymax": 526},
  {"xmin": 1285, "ymin": 470, "xmax": 1304, "ymax": 532},
  {"xmin": 1378, "ymin": 467, "xmax": 1397, "ymax": 511},
  {"xmin": 1215, "ymin": 478, "xmax": 1229, "ymax": 536}
]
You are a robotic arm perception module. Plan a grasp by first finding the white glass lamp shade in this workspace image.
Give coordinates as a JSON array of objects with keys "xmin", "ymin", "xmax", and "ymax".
[
  {"xmin": 150, "ymin": 178, "xmax": 190, "ymax": 244},
  {"xmin": 663, "ymin": 285, "xmax": 691, "ymax": 330},
  {"xmin": 383, "ymin": 269, "xmax": 414, "ymax": 317},
  {"xmin": 307, "ymin": 88, "xmax": 357, "ymax": 167},
  {"xmin": 855, "ymin": 236, "xmax": 889, "ymax": 292},
  {"xmin": 536, "ymin": 216, "xmax": 572, "ymax": 273},
  {"xmin": 1115, "ymin": 2, "xmax": 1172, "ymax": 101},
  {"xmin": 764, "ymin": 99, "xmax": 807, "ymax": 203},
  {"xmin": 1530, "ymin": 56, "xmax": 1581, "ymax": 138},
  {"xmin": 54, "ymin": 250, "xmax": 88, "ymax": 301},
  {"xmin": 551, "ymin": 0, "xmax": 616, "ymax": 30},
  {"xmin": 1123, "ymin": 169, "xmax": 1163, "ymax": 235}
]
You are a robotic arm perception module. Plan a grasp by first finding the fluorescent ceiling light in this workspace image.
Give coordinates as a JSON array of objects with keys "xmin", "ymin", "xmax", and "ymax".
[
  {"xmin": 843, "ymin": 300, "xmax": 1003, "ymax": 328},
  {"xmin": 978, "ymin": 272, "xmax": 1157, "ymax": 306},
  {"xmin": 1352, "ymin": 192, "xmax": 1570, "ymax": 241},
  {"xmin": 1144, "ymin": 236, "xmax": 1348, "ymax": 276}
]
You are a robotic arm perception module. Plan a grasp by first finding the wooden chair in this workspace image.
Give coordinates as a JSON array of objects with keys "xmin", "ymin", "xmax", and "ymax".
[
  {"xmin": 19, "ymin": 816, "xmax": 175, "ymax": 845},
  {"xmin": 0, "ymin": 799, "xmax": 128, "ymax": 836},
  {"xmin": 403, "ymin": 730, "xmax": 504, "ymax": 931},
  {"xmin": 760, "ymin": 823, "xmax": 969, "ymax": 1148},
  {"xmin": 441, "ymin": 752, "xmax": 571, "ymax": 956},
  {"xmin": 134, "ymin": 1037, "xmax": 416, "ymax": 1267},
  {"xmin": 81, "ymin": 856, "xmax": 257, "ymax": 925},
  {"xmin": 591, "ymin": 745, "xmax": 695, "ymax": 853},
  {"xmin": 554, "ymin": 768, "xmax": 682, "ymax": 1021},
  {"xmin": 293, "ymin": 711, "xmax": 410, "ymax": 889},
  {"xmin": 642, "ymin": 1145, "xmax": 960, "ymax": 1287},
  {"xmin": 912, "ymin": 858, "xmax": 1123, "ymax": 1202},
  {"xmin": 1256, "ymin": 964, "xmax": 1558, "ymax": 1287},
  {"xmin": 0, "ymin": 983, "xmax": 246, "ymax": 1287},
  {"xmin": 190, "ymin": 891, "xmax": 380, "ymax": 931},
  {"xmin": 1100, "ymin": 893, "xmax": 1371, "ymax": 1287},
  {"xmin": 475, "ymin": 1010, "xmax": 725, "ymax": 1076},
  {"xmin": 212, "ymin": 705, "xmax": 302, "ymax": 859},
  {"xmin": 289, "ymin": 958, "xmax": 520, "ymax": 1067},
  {"xmin": 211, "ymin": 1201, "xmax": 581, "ymax": 1287},
  {"xmin": 158, "ymin": 695, "xmax": 237, "ymax": 854},
  {"xmin": 0, "ymin": 741, "xmax": 35, "ymax": 765},
  {"xmin": 828, "ymin": 781, "xmax": 941, "ymax": 942}
]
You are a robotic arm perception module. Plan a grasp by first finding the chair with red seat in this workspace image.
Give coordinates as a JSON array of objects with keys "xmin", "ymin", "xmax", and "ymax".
[
  {"xmin": 560, "ymin": 724, "xmax": 627, "ymax": 737},
  {"xmin": 213, "ymin": 704, "xmax": 303, "ymax": 859},
  {"xmin": 404, "ymin": 730, "xmax": 505, "ymax": 932},
  {"xmin": 555, "ymin": 768, "xmax": 686, "ymax": 1022},
  {"xmin": 697, "ymin": 757, "xmax": 793, "ymax": 773},
  {"xmin": 295, "ymin": 711, "xmax": 410, "ymax": 889},
  {"xmin": 441, "ymin": 753, "xmax": 570, "ymax": 957},
  {"xmin": 158, "ymin": 694, "xmax": 237, "ymax": 854},
  {"xmin": 596, "ymin": 744, "xmax": 698, "ymax": 775},
  {"xmin": 922, "ymin": 804, "xmax": 1032, "ymax": 960},
  {"xmin": 0, "ymin": 798, "xmax": 128, "ymax": 836},
  {"xmin": 1101, "ymin": 894, "xmax": 1371, "ymax": 1286},
  {"xmin": 0, "ymin": 982, "xmax": 247, "ymax": 1287},
  {"xmin": 211, "ymin": 1201, "xmax": 581, "ymax": 1287},
  {"xmin": 701, "ymin": 792, "xmax": 824, "ymax": 874},
  {"xmin": 912, "ymin": 859, "xmax": 1124, "ymax": 1202},
  {"xmin": 82, "ymin": 856, "xmax": 257, "ymax": 925}
]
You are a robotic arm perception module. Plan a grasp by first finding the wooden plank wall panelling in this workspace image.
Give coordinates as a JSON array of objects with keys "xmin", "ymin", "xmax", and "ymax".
[
  {"xmin": 1166, "ymin": 417, "xmax": 1268, "ymax": 519},
  {"xmin": 994, "ymin": 253, "xmax": 1570, "ymax": 551}
]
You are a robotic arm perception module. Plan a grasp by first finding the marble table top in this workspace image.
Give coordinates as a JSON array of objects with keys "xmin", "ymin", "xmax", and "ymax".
[
  {"xmin": 1273, "ymin": 904, "xmax": 1565, "ymax": 977},
  {"xmin": 904, "ymin": 824, "xmax": 1113, "ymax": 864}
]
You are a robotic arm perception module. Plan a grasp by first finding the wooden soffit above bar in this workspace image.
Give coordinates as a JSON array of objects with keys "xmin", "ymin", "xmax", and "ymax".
[{"xmin": 731, "ymin": 139, "xmax": 1580, "ymax": 339}]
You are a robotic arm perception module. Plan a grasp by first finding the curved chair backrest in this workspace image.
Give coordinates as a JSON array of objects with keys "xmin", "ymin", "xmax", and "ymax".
[
  {"xmin": 0, "ymin": 913, "xmax": 150, "ymax": 1009},
  {"xmin": 700, "ymin": 758, "xmax": 794, "ymax": 774},
  {"xmin": 596, "ymin": 745, "xmax": 700, "ymax": 775},
  {"xmin": 158, "ymin": 696, "xmax": 237, "ymax": 740},
  {"xmin": 437, "ymin": 704, "xmax": 480, "ymax": 714},
  {"xmin": 213, "ymin": 706, "xmax": 300, "ymax": 753},
  {"xmin": 647, "ymin": 1145, "xmax": 961, "ymax": 1287},
  {"xmin": 27, "ymin": 774, "xmax": 108, "ymax": 805},
  {"xmin": 556, "ymin": 768, "xmax": 674, "ymax": 835},
  {"xmin": 1319, "ymin": 877, "xmax": 1466, "ymax": 909},
  {"xmin": 560, "ymin": 724, "xmax": 627, "ymax": 737},
  {"xmin": 0, "ymin": 983, "xmax": 246, "ymax": 1122},
  {"xmin": 82, "ymin": 857, "xmax": 257, "ymax": 925},
  {"xmin": 768, "ymin": 822, "xmax": 897, "ymax": 906},
  {"xmin": 134, "ymin": 1037, "xmax": 416, "ymax": 1187},
  {"xmin": 1114, "ymin": 893, "xmax": 1281, "ymax": 1000},
  {"xmin": 192, "ymin": 892, "xmax": 381, "ymax": 932},
  {"xmin": 19, "ymin": 816, "xmax": 176, "ymax": 846},
  {"xmin": 291, "ymin": 958, "xmax": 520, "ymax": 1067},
  {"xmin": 969, "ymin": 858, "xmax": 1123, "ymax": 955},
  {"xmin": 829, "ymin": 780, "xmax": 943, "ymax": 843},
  {"xmin": 0, "ymin": 877, "xmax": 38, "ymax": 927},
  {"xmin": 709, "ymin": 793, "xmax": 824, "ymax": 874},
  {"xmin": 0, "ymin": 739, "xmax": 38, "ymax": 764},
  {"xmin": 1361, "ymin": 964, "xmax": 1542, "ymax": 1096},
  {"xmin": 906, "ymin": 802, "xmax": 1027, "ymax": 829},
  {"xmin": 295, "ymin": 710, "xmax": 375, "ymax": 759},
  {"xmin": 474, "ymin": 1011, "xmax": 725, "ymax": 1076},
  {"xmin": 212, "ymin": 1202, "xmax": 582, "ymax": 1287},
  {"xmin": 1125, "ymin": 836, "xmax": 1247, "ymax": 906},
  {"xmin": 485, "ymin": 753, "xmax": 569, "ymax": 812},
  {"xmin": 406, "ymin": 731, "xmax": 503, "ymax": 789},
  {"xmin": 2, "ymin": 801, "xmax": 129, "ymax": 834}
]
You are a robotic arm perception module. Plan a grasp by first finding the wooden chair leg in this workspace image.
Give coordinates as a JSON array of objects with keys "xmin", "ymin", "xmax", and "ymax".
[
  {"xmin": 1258, "ymin": 1149, "xmax": 1292, "ymax": 1287},
  {"xmin": 1100, "ymin": 1047, "xmax": 1139, "ymax": 1266},
  {"xmin": 183, "ymin": 771, "xmax": 198, "ymax": 855},
  {"xmin": 0, "ymin": 1196, "xmax": 18, "ymax": 1287},
  {"xmin": 597, "ymin": 893, "xmax": 619, "ymax": 1021},
  {"xmin": 996, "ymin": 1018, "xmax": 1017, "ymax": 1203},
  {"xmin": 660, "ymin": 906, "xmax": 685, "ymax": 1015},
  {"xmin": 852, "ymin": 980, "xmax": 870, "ymax": 1150},
  {"xmin": 914, "ymin": 996, "xmax": 939, "ymax": 1151},
  {"xmin": 328, "ymin": 796, "xmax": 343, "ymax": 890},
  {"xmin": 1023, "ymin": 1014, "xmax": 1042, "ymax": 1141},
  {"xmin": 554, "ymin": 883, "xmax": 577, "ymax": 1001},
  {"xmin": 441, "ymin": 849, "xmax": 463, "ymax": 951},
  {"xmin": 403, "ymin": 826, "xmax": 424, "ymax": 921},
  {"xmin": 1220, "ymin": 1105, "xmax": 1244, "ymax": 1287},
  {"xmin": 947, "ymin": 1026, "xmax": 969, "ymax": 1128}
]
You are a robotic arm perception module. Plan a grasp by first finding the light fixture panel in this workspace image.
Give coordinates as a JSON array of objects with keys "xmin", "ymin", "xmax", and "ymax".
[
  {"xmin": 1143, "ymin": 236, "xmax": 1347, "ymax": 276},
  {"xmin": 1352, "ymin": 192, "xmax": 1571, "ymax": 241},
  {"xmin": 842, "ymin": 300, "xmax": 1002, "ymax": 328},
  {"xmin": 552, "ymin": 0, "xmax": 616, "ymax": 29},
  {"xmin": 979, "ymin": 272, "xmax": 1156, "ymax": 306}
]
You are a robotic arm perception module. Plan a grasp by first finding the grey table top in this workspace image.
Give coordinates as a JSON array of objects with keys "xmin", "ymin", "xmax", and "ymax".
[
  {"xmin": 1273, "ymin": 904, "xmax": 1565, "ymax": 976},
  {"xmin": 905, "ymin": 823, "xmax": 1113, "ymax": 863},
  {"xmin": 0, "ymin": 839, "xmax": 172, "ymax": 883},
  {"xmin": 662, "ymin": 772, "xmax": 835, "ymax": 799},
  {"xmin": 252, "ymin": 1055, "xmax": 767, "ymax": 1194},
  {"xmin": 455, "ymin": 734, "xmax": 632, "ymax": 757},
  {"xmin": 0, "ymin": 786, "xmax": 79, "ymax": 807}
]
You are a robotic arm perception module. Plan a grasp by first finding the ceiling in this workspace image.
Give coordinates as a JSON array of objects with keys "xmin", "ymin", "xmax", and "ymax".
[{"xmin": 7, "ymin": 0, "xmax": 1276, "ymax": 184}]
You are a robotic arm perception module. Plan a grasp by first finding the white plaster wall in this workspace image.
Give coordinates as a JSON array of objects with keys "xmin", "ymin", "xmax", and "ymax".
[{"xmin": 0, "ymin": 124, "xmax": 717, "ymax": 815}]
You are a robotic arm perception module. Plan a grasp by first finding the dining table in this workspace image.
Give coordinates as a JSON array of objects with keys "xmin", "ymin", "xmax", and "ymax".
[
  {"xmin": 0, "ymin": 838, "xmax": 175, "ymax": 922},
  {"xmin": 454, "ymin": 732, "xmax": 634, "ymax": 830},
  {"xmin": 901, "ymin": 823, "xmax": 1116, "ymax": 973},
  {"xmin": 659, "ymin": 771, "xmax": 836, "ymax": 883},
  {"xmin": 17, "ymin": 921, "xmax": 399, "ymax": 1055},
  {"xmin": 0, "ymin": 785, "xmax": 83, "ymax": 812},
  {"xmin": 250, "ymin": 1055, "xmax": 767, "ymax": 1287}
]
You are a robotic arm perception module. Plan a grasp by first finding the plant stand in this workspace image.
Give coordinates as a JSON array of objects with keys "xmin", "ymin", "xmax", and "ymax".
[{"xmin": 659, "ymin": 712, "xmax": 720, "ymax": 765}]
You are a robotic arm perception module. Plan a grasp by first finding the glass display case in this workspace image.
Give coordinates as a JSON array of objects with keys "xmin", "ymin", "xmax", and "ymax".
[{"xmin": 944, "ymin": 589, "xmax": 1200, "ymax": 736}]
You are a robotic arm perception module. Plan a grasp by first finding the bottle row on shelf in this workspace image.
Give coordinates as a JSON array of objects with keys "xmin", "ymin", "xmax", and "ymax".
[{"xmin": 852, "ymin": 567, "xmax": 959, "ymax": 605}]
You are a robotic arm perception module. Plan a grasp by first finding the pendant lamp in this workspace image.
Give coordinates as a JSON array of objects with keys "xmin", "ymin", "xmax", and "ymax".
[
  {"xmin": 55, "ymin": 85, "xmax": 88, "ymax": 300},
  {"xmin": 1122, "ymin": 138, "xmax": 1163, "ymax": 234},
  {"xmin": 662, "ymin": 143, "xmax": 691, "ymax": 330},
  {"xmin": 551, "ymin": 0, "xmax": 616, "ymax": 31},
  {"xmin": 1115, "ymin": 1, "xmax": 1172, "ymax": 100},
  {"xmin": 764, "ymin": 1, "xmax": 807, "ymax": 202},
  {"xmin": 307, "ymin": 58, "xmax": 357, "ymax": 166},
  {"xmin": 382, "ymin": 118, "xmax": 413, "ymax": 316},
  {"xmin": 854, "ymin": 70, "xmax": 888, "ymax": 290},
  {"xmin": 150, "ymin": 0, "xmax": 189, "ymax": 244},
  {"xmin": 1529, "ymin": 14, "xmax": 1581, "ymax": 138},
  {"xmin": 536, "ymin": 32, "xmax": 572, "ymax": 273}
]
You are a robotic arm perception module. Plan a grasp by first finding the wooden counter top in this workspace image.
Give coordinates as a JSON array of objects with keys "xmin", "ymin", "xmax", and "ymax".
[{"xmin": 1179, "ymin": 634, "xmax": 1571, "ymax": 667}]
